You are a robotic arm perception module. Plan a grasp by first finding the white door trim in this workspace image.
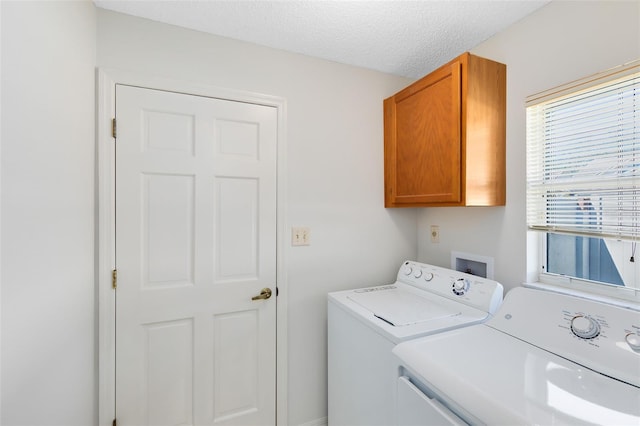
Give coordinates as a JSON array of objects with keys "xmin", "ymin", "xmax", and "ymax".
[{"xmin": 96, "ymin": 68, "xmax": 288, "ymax": 426}]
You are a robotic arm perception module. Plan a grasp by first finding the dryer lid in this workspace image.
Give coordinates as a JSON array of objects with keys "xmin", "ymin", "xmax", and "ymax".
[{"xmin": 347, "ymin": 287, "xmax": 459, "ymax": 326}]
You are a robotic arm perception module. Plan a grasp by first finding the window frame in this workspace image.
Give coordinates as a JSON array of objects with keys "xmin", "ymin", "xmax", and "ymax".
[{"xmin": 526, "ymin": 59, "xmax": 639, "ymax": 303}]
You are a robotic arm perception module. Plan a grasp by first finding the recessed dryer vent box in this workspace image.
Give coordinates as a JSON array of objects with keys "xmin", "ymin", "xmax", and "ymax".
[{"xmin": 451, "ymin": 251, "xmax": 494, "ymax": 279}]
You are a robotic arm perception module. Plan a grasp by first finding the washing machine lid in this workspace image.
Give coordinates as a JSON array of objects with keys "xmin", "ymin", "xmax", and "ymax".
[
  {"xmin": 347, "ymin": 287, "xmax": 455, "ymax": 326},
  {"xmin": 393, "ymin": 325, "xmax": 640, "ymax": 425},
  {"xmin": 328, "ymin": 279, "xmax": 493, "ymax": 343}
]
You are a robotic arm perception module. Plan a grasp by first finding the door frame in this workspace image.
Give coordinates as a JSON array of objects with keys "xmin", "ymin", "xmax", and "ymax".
[{"xmin": 96, "ymin": 68, "xmax": 289, "ymax": 426}]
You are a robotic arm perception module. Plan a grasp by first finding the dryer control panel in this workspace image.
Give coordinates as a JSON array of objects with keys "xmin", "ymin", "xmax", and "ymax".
[{"xmin": 397, "ymin": 261, "xmax": 503, "ymax": 315}]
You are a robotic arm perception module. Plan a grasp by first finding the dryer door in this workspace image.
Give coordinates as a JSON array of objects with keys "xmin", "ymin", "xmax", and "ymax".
[{"xmin": 397, "ymin": 376, "xmax": 467, "ymax": 426}]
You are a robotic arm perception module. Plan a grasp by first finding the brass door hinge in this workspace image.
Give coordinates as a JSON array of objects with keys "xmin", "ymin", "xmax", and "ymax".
[
  {"xmin": 112, "ymin": 269, "xmax": 118, "ymax": 290},
  {"xmin": 111, "ymin": 118, "xmax": 117, "ymax": 139}
]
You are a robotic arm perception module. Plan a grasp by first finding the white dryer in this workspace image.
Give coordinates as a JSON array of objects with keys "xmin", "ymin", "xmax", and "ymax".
[
  {"xmin": 327, "ymin": 260, "xmax": 503, "ymax": 426},
  {"xmin": 393, "ymin": 287, "xmax": 640, "ymax": 425}
]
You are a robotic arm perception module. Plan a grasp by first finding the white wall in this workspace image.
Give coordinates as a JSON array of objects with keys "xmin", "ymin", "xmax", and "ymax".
[
  {"xmin": 5, "ymin": 2, "xmax": 635, "ymax": 425},
  {"xmin": 96, "ymin": 10, "xmax": 417, "ymax": 425},
  {"xmin": 417, "ymin": 0, "xmax": 640, "ymax": 292},
  {"xmin": 1, "ymin": 1, "xmax": 97, "ymax": 425}
]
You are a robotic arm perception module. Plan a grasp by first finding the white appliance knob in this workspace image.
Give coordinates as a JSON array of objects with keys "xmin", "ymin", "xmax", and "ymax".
[
  {"xmin": 625, "ymin": 332, "xmax": 640, "ymax": 352},
  {"xmin": 452, "ymin": 278, "xmax": 469, "ymax": 295},
  {"xmin": 570, "ymin": 316, "xmax": 600, "ymax": 339},
  {"xmin": 414, "ymin": 269, "xmax": 423, "ymax": 278},
  {"xmin": 403, "ymin": 266, "xmax": 412, "ymax": 276},
  {"xmin": 423, "ymin": 272, "xmax": 434, "ymax": 282}
]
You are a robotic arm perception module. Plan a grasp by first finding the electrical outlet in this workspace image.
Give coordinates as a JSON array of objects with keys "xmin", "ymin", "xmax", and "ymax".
[
  {"xmin": 430, "ymin": 225, "xmax": 440, "ymax": 243},
  {"xmin": 292, "ymin": 227, "xmax": 310, "ymax": 246}
]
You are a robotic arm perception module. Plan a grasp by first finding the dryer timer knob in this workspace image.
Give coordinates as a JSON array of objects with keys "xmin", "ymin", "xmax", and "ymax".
[
  {"xmin": 570, "ymin": 316, "xmax": 600, "ymax": 339},
  {"xmin": 403, "ymin": 266, "xmax": 413, "ymax": 276}
]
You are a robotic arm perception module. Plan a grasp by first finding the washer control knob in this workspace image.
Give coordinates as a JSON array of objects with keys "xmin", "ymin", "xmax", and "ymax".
[
  {"xmin": 625, "ymin": 332, "xmax": 640, "ymax": 352},
  {"xmin": 413, "ymin": 269, "xmax": 423, "ymax": 278},
  {"xmin": 423, "ymin": 272, "xmax": 434, "ymax": 282},
  {"xmin": 452, "ymin": 278, "xmax": 469, "ymax": 296},
  {"xmin": 570, "ymin": 316, "xmax": 600, "ymax": 339},
  {"xmin": 403, "ymin": 265, "xmax": 413, "ymax": 276}
]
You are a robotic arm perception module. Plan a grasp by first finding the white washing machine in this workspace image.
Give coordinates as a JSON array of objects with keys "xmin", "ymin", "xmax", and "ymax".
[
  {"xmin": 327, "ymin": 260, "xmax": 503, "ymax": 426},
  {"xmin": 393, "ymin": 286, "xmax": 640, "ymax": 425}
]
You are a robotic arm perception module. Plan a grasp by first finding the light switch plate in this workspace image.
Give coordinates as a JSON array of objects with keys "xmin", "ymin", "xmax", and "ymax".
[{"xmin": 292, "ymin": 227, "xmax": 310, "ymax": 246}]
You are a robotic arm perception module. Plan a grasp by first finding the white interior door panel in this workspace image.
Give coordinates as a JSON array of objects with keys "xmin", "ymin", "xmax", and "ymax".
[{"xmin": 115, "ymin": 84, "xmax": 277, "ymax": 426}]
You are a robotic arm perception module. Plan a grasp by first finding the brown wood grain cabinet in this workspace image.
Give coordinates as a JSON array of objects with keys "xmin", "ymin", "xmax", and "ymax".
[{"xmin": 384, "ymin": 52, "xmax": 506, "ymax": 207}]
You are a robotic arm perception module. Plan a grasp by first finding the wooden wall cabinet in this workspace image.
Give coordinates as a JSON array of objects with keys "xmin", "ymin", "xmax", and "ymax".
[{"xmin": 384, "ymin": 52, "xmax": 506, "ymax": 207}]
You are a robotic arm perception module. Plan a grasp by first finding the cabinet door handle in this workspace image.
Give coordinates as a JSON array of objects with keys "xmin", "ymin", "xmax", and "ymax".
[{"xmin": 251, "ymin": 288, "xmax": 272, "ymax": 301}]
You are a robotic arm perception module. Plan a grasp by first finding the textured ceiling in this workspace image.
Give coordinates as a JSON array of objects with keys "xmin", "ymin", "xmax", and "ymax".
[{"xmin": 94, "ymin": 0, "xmax": 550, "ymax": 79}]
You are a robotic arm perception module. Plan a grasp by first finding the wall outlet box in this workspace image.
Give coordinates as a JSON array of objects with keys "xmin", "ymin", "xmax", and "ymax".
[
  {"xmin": 451, "ymin": 251, "xmax": 494, "ymax": 279},
  {"xmin": 430, "ymin": 225, "xmax": 440, "ymax": 243}
]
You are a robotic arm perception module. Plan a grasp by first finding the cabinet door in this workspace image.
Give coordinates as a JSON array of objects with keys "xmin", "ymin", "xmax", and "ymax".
[{"xmin": 385, "ymin": 61, "xmax": 462, "ymax": 206}]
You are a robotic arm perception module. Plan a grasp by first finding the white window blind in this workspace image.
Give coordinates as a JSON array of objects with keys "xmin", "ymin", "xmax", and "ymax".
[{"xmin": 526, "ymin": 61, "xmax": 639, "ymax": 241}]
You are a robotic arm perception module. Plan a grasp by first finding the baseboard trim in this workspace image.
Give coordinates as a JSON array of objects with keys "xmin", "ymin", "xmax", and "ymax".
[{"xmin": 298, "ymin": 416, "xmax": 328, "ymax": 426}]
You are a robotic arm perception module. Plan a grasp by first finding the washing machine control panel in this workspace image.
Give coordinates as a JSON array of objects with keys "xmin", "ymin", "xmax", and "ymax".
[
  {"xmin": 488, "ymin": 287, "xmax": 640, "ymax": 388},
  {"xmin": 397, "ymin": 261, "xmax": 503, "ymax": 314}
]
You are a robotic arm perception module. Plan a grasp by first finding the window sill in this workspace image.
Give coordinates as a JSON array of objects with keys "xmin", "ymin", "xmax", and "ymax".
[{"xmin": 524, "ymin": 279, "xmax": 640, "ymax": 311}]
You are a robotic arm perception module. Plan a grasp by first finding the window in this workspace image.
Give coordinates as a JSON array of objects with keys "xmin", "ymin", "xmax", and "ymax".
[{"xmin": 526, "ymin": 60, "xmax": 639, "ymax": 298}]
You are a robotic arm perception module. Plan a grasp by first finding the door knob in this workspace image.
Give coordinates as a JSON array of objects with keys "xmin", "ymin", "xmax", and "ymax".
[{"xmin": 251, "ymin": 288, "xmax": 272, "ymax": 301}]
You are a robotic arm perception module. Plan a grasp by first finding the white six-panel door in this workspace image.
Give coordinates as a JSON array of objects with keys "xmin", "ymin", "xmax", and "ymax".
[{"xmin": 115, "ymin": 85, "xmax": 277, "ymax": 425}]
